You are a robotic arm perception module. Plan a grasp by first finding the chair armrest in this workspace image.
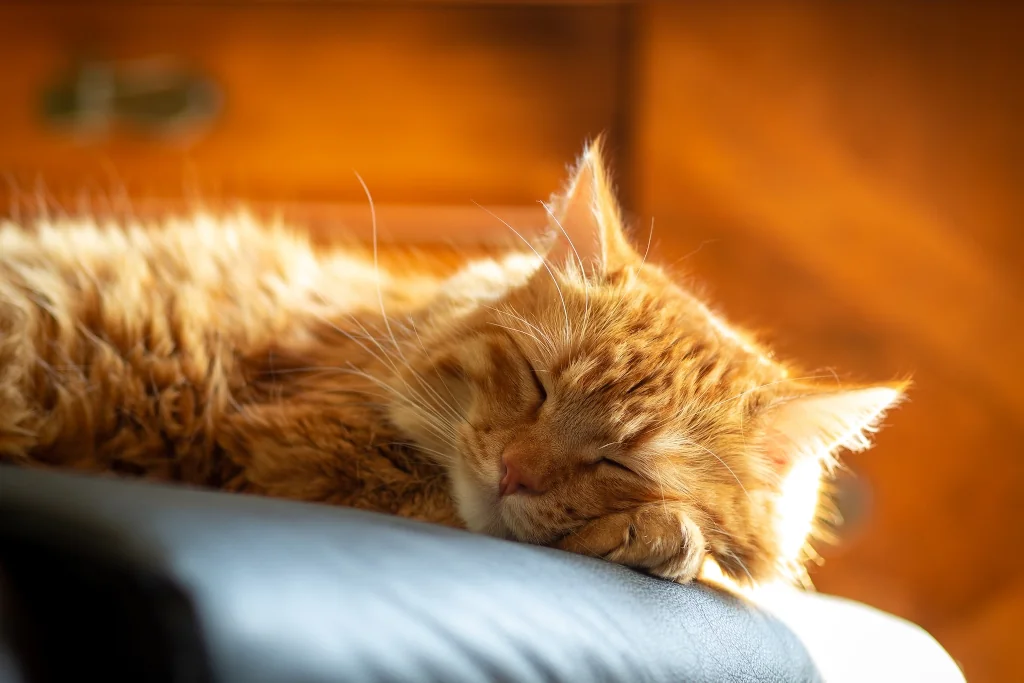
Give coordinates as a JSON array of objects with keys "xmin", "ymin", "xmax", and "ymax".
[{"xmin": 0, "ymin": 466, "xmax": 953, "ymax": 683}]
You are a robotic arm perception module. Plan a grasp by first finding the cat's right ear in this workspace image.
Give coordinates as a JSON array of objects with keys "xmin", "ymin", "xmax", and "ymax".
[
  {"xmin": 753, "ymin": 381, "xmax": 907, "ymax": 562},
  {"xmin": 758, "ymin": 383, "xmax": 908, "ymax": 474},
  {"xmin": 543, "ymin": 137, "xmax": 635, "ymax": 275}
]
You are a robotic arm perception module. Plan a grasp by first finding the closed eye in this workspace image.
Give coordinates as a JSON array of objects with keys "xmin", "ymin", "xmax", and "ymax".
[
  {"xmin": 599, "ymin": 457, "xmax": 634, "ymax": 475},
  {"xmin": 527, "ymin": 363, "xmax": 547, "ymax": 404}
]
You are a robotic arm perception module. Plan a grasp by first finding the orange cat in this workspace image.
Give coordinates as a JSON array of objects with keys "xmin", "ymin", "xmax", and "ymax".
[{"xmin": 0, "ymin": 140, "xmax": 905, "ymax": 587}]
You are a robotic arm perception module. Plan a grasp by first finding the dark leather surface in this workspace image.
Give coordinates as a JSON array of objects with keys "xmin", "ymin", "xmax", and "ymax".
[{"xmin": 0, "ymin": 466, "xmax": 821, "ymax": 683}]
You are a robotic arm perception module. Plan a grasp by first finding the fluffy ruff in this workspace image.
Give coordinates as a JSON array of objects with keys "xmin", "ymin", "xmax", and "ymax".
[{"xmin": 0, "ymin": 214, "xmax": 460, "ymax": 527}]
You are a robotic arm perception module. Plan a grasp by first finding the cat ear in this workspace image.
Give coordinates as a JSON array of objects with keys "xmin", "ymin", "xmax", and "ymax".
[
  {"xmin": 759, "ymin": 383, "xmax": 908, "ymax": 473},
  {"xmin": 544, "ymin": 137, "xmax": 634, "ymax": 274}
]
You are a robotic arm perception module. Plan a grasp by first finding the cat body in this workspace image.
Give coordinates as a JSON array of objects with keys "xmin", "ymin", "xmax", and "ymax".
[
  {"xmin": 0, "ymin": 142, "xmax": 904, "ymax": 587},
  {"xmin": 0, "ymin": 214, "xmax": 470, "ymax": 525}
]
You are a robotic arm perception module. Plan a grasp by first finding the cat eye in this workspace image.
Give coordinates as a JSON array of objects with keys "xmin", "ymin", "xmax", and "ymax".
[
  {"xmin": 598, "ymin": 457, "xmax": 634, "ymax": 475},
  {"xmin": 527, "ymin": 364, "xmax": 547, "ymax": 403}
]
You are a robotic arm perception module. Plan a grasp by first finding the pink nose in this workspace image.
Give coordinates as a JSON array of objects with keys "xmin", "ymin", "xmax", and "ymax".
[{"xmin": 499, "ymin": 446, "xmax": 545, "ymax": 497}]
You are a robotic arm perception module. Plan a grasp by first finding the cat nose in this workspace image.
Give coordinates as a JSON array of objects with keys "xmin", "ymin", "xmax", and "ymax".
[{"xmin": 499, "ymin": 445, "xmax": 546, "ymax": 496}]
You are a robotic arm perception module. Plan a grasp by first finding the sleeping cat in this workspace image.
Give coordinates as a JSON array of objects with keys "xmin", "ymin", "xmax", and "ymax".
[{"xmin": 0, "ymin": 140, "xmax": 905, "ymax": 587}]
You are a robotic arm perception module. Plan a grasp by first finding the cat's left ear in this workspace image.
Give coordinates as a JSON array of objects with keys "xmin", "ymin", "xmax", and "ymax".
[
  {"xmin": 544, "ymin": 136, "xmax": 635, "ymax": 274},
  {"xmin": 758, "ymin": 383, "xmax": 908, "ymax": 473}
]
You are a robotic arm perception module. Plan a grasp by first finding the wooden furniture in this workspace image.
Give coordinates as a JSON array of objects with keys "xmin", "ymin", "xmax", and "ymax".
[
  {"xmin": 0, "ymin": 2, "xmax": 628, "ymax": 241},
  {"xmin": 1, "ymin": 3, "xmax": 1020, "ymax": 681}
]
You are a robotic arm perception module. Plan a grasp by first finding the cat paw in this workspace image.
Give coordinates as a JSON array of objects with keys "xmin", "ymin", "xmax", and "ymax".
[{"xmin": 556, "ymin": 504, "xmax": 707, "ymax": 583}]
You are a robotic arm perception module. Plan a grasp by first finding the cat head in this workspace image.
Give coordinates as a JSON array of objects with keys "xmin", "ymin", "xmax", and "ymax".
[{"xmin": 389, "ymin": 139, "xmax": 905, "ymax": 585}]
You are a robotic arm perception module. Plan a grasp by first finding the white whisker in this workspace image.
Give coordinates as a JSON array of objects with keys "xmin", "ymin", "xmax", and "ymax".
[
  {"xmin": 473, "ymin": 201, "xmax": 572, "ymax": 347},
  {"xmin": 681, "ymin": 437, "xmax": 752, "ymax": 503},
  {"xmin": 639, "ymin": 216, "xmax": 655, "ymax": 270},
  {"xmin": 347, "ymin": 314, "xmax": 462, "ymax": 425},
  {"xmin": 337, "ymin": 364, "xmax": 458, "ymax": 444},
  {"xmin": 388, "ymin": 441, "xmax": 455, "ymax": 462},
  {"xmin": 482, "ymin": 305, "xmax": 556, "ymax": 354},
  {"xmin": 486, "ymin": 321, "xmax": 548, "ymax": 351},
  {"xmin": 354, "ymin": 171, "xmax": 406, "ymax": 362},
  {"xmin": 409, "ymin": 318, "xmax": 463, "ymax": 415},
  {"xmin": 542, "ymin": 201, "xmax": 590, "ymax": 335},
  {"xmin": 308, "ymin": 307, "xmax": 463, "ymax": 440}
]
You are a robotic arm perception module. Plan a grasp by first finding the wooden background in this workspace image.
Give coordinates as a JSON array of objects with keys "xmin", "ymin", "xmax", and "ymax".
[{"xmin": 1, "ymin": 2, "xmax": 1021, "ymax": 680}]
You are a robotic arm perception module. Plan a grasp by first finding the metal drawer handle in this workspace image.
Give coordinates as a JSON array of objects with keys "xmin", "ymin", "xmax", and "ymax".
[{"xmin": 41, "ymin": 57, "xmax": 222, "ymax": 139}]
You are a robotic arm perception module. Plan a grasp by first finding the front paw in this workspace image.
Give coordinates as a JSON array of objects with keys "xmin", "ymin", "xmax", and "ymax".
[{"xmin": 556, "ymin": 504, "xmax": 707, "ymax": 582}]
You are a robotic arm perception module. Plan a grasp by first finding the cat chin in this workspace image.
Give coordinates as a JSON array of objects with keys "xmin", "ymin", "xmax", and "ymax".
[
  {"xmin": 449, "ymin": 458, "xmax": 504, "ymax": 535},
  {"xmin": 449, "ymin": 459, "xmax": 549, "ymax": 543}
]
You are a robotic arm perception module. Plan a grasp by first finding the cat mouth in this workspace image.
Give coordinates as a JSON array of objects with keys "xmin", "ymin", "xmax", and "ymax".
[
  {"xmin": 495, "ymin": 497, "xmax": 565, "ymax": 545},
  {"xmin": 448, "ymin": 450, "xmax": 558, "ymax": 543}
]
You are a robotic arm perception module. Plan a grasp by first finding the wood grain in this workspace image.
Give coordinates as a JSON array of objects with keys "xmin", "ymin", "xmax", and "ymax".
[
  {"xmin": 0, "ymin": 3, "xmax": 625, "ymax": 222},
  {"xmin": 631, "ymin": 3, "xmax": 1023, "ymax": 681}
]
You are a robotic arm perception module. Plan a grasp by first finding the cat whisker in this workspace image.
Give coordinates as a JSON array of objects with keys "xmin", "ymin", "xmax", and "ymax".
[
  {"xmin": 409, "ymin": 318, "xmax": 463, "ymax": 415},
  {"xmin": 672, "ymin": 238, "xmax": 718, "ymax": 268},
  {"xmin": 508, "ymin": 307, "xmax": 558, "ymax": 353},
  {"xmin": 315, "ymin": 312, "xmax": 403, "ymax": 380},
  {"xmin": 361, "ymin": 379, "xmax": 458, "ymax": 444},
  {"xmin": 404, "ymin": 369, "xmax": 464, "ymax": 426},
  {"xmin": 344, "ymin": 314, "xmax": 463, "ymax": 426},
  {"xmin": 318, "ymin": 307, "xmax": 462, "ymax": 431},
  {"xmin": 388, "ymin": 387, "xmax": 460, "ymax": 442},
  {"xmin": 340, "ymin": 326, "xmax": 394, "ymax": 345},
  {"xmin": 542, "ymin": 201, "xmax": 591, "ymax": 336},
  {"xmin": 472, "ymin": 201, "xmax": 572, "ymax": 347},
  {"xmin": 394, "ymin": 360, "xmax": 464, "ymax": 427},
  {"xmin": 482, "ymin": 305, "xmax": 556, "ymax": 354},
  {"xmin": 639, "ymin": 217, "xmax": 655, "ymax": 271},
  {"xmin": 390, "ymin": 402, "xmax": 458, "ymax": 446},
  {"xmin": 352, "ymin": 314, "xmax": 463, "ymax": 425},
  {"xmin": 334, "ymin": 364, "xmax": 459, "ymax": 444},
  {"xmin": 486, "ymin": 322, "xmax": 550, "ymax": 351},
  {"xmin": 680, "ymin": 437, "xmax": 752, "ymax": 504},
  {"xmin": 315, "ymin": 387, "xmax": 448, "ymax": 430},
  {"xmin": 387, "ymin": 440, "xmax": 455, "ymax": 463},
  {"xmin": 720, "ymin": 549, "xmax": 756, "ymax": 585},
  {"xmin": 354, "ymin": 171, "xmax": 408, "ymax": 365}
]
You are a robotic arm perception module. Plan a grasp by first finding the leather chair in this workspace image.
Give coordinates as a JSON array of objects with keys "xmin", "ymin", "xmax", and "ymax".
[{"xmin": 0, "ymin": 466, "xmax": 963, "ymax": 683}]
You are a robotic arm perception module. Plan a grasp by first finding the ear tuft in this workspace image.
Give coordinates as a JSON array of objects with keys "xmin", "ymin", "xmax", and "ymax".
[
  {"xmin": 544, "ymin": 136, "xmax": 633, "ymax": 274},
  {"xmin": 761, "ymin": 383, "xmax": 908, "ymax": 473}
]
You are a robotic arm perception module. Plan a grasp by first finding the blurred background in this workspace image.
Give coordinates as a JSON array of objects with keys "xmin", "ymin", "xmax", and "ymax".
[{"xmin": 1, "ymin": 2, "xmax": 1021, "ymax": 680}]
